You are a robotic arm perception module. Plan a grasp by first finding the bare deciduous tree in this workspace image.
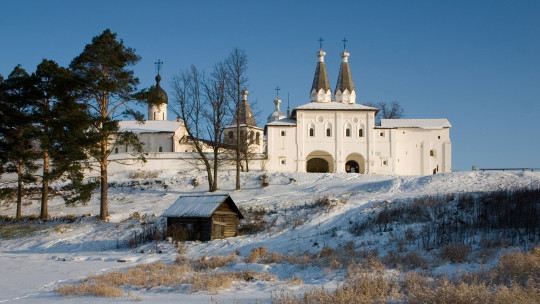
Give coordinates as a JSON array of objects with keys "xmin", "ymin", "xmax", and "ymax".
[
  {"xmin": 225, "ymin": 48, "xmax": 248, "ymax": 190},
  {"xmin": 171, "ymin": 63, "xmax": 230, "ymax": 192},
  {"xmin": 366, "ymin": 101, "xmax": 404, "ymax": 125}
]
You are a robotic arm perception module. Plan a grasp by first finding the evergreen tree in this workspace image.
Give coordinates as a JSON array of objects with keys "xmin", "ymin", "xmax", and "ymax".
[
  {"xmin": 0, "ymin": 73, "xmax": 5, "ymax": 175},
  {"xmin": 0, "ymin": 66, "xmax": 39, "ymax": 219},
  {"xmin": 69, "ymin": 29, "xmax": 145, "ymax": 221},
  {"xmin": 31, "ymin": 59, "xmax": 95, "ymax": 219}
]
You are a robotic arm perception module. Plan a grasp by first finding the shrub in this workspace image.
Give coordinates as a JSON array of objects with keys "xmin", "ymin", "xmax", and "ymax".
[
  {"xmin": 128, "ymin": 170, "xmax": 159, "ymax": 179},
  {"xmin": 491, "ymin": 247, "xmax": 540, "ymax": 286},
  {"xmin": 260, "ymin": 252, "xmax": 283, "ymax": 264},
  {"xmin": 246, "ymin": 246, "xmax": 269, "ymax": 263},
  {"xmin": 195, "ymin": 253, "xmax": 237, "ymax": 270},
  {"xmin": 439, "ymin": 243, "xmax": 470, "ymax": 263},
  {"xmin": 56, "ymin": 281, "xmax": 124, "ymax": 298},
  {"xmin": 239, "ymin": 207, "xmax": 268, "ymax": 234}
]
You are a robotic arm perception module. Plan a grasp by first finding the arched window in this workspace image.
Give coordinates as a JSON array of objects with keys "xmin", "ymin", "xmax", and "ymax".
[
  {"xmin": 359, "ymin": 128, "xmax": 364, "ymax": 137},
  {"xmin": 325, "ymin": 123, "xmax": 332, "ymax": 137},
  {"xmin": 159, "ymin": 146, "xmax": 163, "ymax": 152},
  {"xmin": 309, "ymin": 128, "xmax": 314, "ymax": 137},
  {"xmin": 115, "ymin": 147, "xmax": 118, "ymax": 154},
  {"xmin": 281, "ymin": 130, "xmax": 286, "ymax": 136},
  {"xmin": 250, "ymin": 131, "xmax": 255, "ymax": 142},
  {"xmin": 256, "ymin": 132, "xmax": 260, "ymax": 144}
]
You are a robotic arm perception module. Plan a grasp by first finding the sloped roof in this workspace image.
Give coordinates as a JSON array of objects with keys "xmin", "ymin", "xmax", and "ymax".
[
  {"xmin": 311, "ymin": 61, "xmax": 331, "ymax": 93},
  {"xmin": 380, "ymin": 119, "xmax": 452, "ymax": 129},
  {"xmin": 161, "ymin": 194, "xmax": 243, "ymax": 219},
  {"xmin": 335, "ymin": 60, "xmax": 354, "ymax": 93},
  {"xmin": 266, "ymin": 118, "xmax": 297, "ymax": 126},
  {"xmin": 231, "ymin": 97, "xmax": 257, "ymax": 127},
  {"xmin": 118, "ymin": 120, "xmax": 183, "ymax": 134}
]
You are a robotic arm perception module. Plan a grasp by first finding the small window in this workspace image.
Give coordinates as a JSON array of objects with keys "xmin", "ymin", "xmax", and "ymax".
[
  {"xmin": 159, "ymin": 147, "xmax": 163, "ymax": 152},
  {"xmin": 115, "ymin": 147, "xmax": 118, "ymax": 154},
  {"xmin": 281, "ymin": 130, "xmax": 286, "ymax": 136},
  {"xmin": 309, "ymin": 128, "xmax": 314, "ymax": 137},
  {"xmin": 326, "ymin": 128, "xmax": 331, "ymax": 137},
  {"xmin": 345, "ymin": 128, "xmax": 351, "ymax": 137},
  {"xmin": 438, "ymin": 136, "xmax": 441, "ymax": 139},
  {"xmin": 256, "ymin": 133, "xmax": 260, "ymax": 144},
  {"xmin": 430, "ymin": 150, "xmax": 436, "ymax": 157},
  {"xmin": 359, "ymin": 129, "xmax": 364, "ymax": 137},
  {"xmin": 382, "ymin": 160, "xmax": 388, "ymax": 166},
  {"xmin": 280, "ymin": 158, "xmax": 286, "ymax": 165},
  {"xmin": 379, "ymin": 131, "xmax": 385, "ymax": 137}
]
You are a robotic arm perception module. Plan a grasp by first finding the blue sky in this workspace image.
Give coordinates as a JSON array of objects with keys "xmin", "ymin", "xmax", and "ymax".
[{"xmin": 1, "ymin": 1, "xmax": 539, "ymax": 171}]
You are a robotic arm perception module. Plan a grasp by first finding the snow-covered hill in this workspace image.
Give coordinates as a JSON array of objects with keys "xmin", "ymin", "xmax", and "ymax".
[{"xmin": 1, "ymin": 170, "xmax": 539, "ymax": 303}]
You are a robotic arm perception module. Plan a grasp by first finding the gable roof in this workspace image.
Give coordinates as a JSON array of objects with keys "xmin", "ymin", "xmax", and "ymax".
[
  {"xmin": 266, "ymin": 118, "xmax": 297, "ymax": 127},
  {"xmin": 161, "ymin": 194, "xmax": 244, "ymax": 219},
  {"xmin": 118, "ymin": 120, "xmax": 183, "ymax": 134},
  {"xmin": 380, "ymin": 119, "xmax": 452, "ymax": 129}
]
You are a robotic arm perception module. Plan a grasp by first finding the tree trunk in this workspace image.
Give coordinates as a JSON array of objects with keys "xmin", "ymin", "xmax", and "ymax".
[
  {"xmin": 235, "ymin": 113, "xmax": 241, "ymax": 190},
  {"xmin": 99, "ymin": 140, "xmax": 108, "ymax": 221},
  {"xmin": 206, "ymin": 164, "xmax": 214, "ymax": 192},
  {"xmin": 16, "ymin": 159, "xmax": 23, "ymax": 220},
  {"xmin": 100, "ymin": 161, "xmax": 108, "ymax": 220},
  {"xmin": 40, "ymin": 151, "xmax": 49, "ymax": 220},
  {"xmin": 212, "ymin": 150, "xmax": 219, "ymax": 192}
]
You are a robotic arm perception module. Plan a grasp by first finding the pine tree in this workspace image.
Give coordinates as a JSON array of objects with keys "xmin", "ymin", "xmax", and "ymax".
[
  {"xmin": 0, "ymin": 73, "xmax": 5, "ymax": 175},
  {"xmin": 0, "ymin": 66, "xmax": 39, "ymax": 219},
  {"xmin": 69, "ymin": 29, "xmax": 145, "ymax": 221},
  {"xmin": 31, "ymin": 59, "xmax": 95, "ymax": 219}
]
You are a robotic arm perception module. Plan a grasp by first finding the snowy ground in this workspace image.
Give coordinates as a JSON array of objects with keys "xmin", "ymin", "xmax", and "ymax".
[{"xmin": 1, "ymin": 170, "xmax": 539, "ymax": 303}]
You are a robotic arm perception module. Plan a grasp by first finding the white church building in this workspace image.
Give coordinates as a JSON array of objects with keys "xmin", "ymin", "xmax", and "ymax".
[
  {"xmin": 116, "ymin": 47, "xmax": 451, "ymax": 176},
  {"xmin": 263, "ymin": 47, "xmax": 451, "ymax": 175}
]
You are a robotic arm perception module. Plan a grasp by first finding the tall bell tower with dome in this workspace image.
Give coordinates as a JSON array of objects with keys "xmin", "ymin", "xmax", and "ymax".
[{"xmin": 148, "ymin": 59, "xmax": 168, "ymax": 121}]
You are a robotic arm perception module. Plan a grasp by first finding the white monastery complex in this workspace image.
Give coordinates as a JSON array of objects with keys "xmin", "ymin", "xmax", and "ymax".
[{"xmin": 116, "ymin": 46, "xmax": 452, "ymax": 175}]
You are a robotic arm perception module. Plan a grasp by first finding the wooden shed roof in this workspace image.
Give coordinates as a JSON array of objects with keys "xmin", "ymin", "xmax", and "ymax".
[{"xmin": 161, "ymin": 194, "xmax": 244, "ymax": 219}]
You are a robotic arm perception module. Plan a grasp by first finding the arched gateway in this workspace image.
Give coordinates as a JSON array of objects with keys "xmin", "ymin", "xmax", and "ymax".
[
  {"xmin": 306, "ymin": 151, "xmax": 334, "ymax": 173},
  {"xmin": 345, "ymin": 153, "xmax": 365, "ymax": 174}
]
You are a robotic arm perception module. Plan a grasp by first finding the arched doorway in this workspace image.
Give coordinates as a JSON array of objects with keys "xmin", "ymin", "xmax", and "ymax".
[
  {"xmin": 307, "ymin": 158, "xmax": 329, "ymax": 173},
  {"xmin": 345, "ymin": 160, "xmax": 359, "ymax": 173},
  {"xmin": 345, "ymin": 153, "xmax": 366, "ymax": 174},
  {"xmin": 306, "ymin": 150, "xmax": 334, "ymax": 173}
]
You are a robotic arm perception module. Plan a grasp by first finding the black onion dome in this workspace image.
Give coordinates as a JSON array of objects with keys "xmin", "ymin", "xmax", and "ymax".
[{"xmin": 150, "ymin": 74, "xmax": 168, "ymax": 105}]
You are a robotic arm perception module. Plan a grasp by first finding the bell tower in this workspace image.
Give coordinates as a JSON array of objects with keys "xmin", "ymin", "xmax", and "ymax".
[{"xmin": 148, "ymin": 59, "xmax": 168, "ymax": 120}]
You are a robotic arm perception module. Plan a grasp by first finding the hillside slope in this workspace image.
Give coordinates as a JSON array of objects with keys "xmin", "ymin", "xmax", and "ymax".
[{"xmin": 1, "ymin": 170, "xmax": 539, "ymax": 303}]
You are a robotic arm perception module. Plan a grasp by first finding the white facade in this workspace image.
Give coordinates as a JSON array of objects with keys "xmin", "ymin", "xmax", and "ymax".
[
  {"xmin": 264, "ymin": 48, "xmax": 452, "ymax": 175},
  {"xmin": 112, "ymin": 48, "xmax": 451, "ymax": 176},
  {"xmin": 116, "ymin": 120, "xmax": 188, "ymax": 154}
]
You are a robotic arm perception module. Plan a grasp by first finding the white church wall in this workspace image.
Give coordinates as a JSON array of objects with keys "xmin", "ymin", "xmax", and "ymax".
[
  {"xmin": 265, "ymin": 125, "xmax": 298, "ymax": 172},
  {"xmin": 295, "ymin": 109, "xmax": 377, "ymax": 173},
  {"xmin": 391, "ymin": 128, "xmax": 451, "ymax": 175},
  {"xmin": 102, "ymin": 152, "xmax": 267, "ymax": 175}
]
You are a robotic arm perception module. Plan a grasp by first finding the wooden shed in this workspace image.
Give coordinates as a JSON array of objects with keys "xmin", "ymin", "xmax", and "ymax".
[{"xmin": 162, "ymin": 194, "xmax": 244, "ymax": 242}]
